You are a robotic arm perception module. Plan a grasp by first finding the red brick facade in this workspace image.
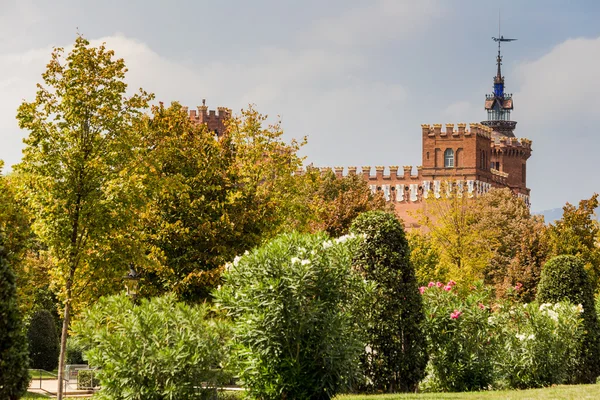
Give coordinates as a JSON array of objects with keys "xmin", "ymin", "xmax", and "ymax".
[
  {"xmin": 186, "ymin": 100, "xmax": 230, "ymax": 137},
  {"xmin": 307, "ymin": 122, "xmax": 532, "ymax": 227}
]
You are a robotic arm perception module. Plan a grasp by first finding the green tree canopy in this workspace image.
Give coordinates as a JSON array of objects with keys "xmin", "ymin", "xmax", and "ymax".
[
  {"xmin": 138, "ymin": 103, "xmax": 305, "ymax": 302},
  {"xmin": 15, "ymin": 35, "xmax": 153, "ymax": 399},
  {"xmin": 547, "ymin": 194, "xmax": 600, "ymax": 288}
]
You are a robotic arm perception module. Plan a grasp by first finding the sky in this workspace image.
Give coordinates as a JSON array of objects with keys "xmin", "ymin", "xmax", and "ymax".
[{"xmin": 1, "ymin": 0, "xmax": 599, "ymax": 212}]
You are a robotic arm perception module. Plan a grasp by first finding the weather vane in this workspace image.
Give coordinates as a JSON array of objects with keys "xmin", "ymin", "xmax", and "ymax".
[{"xmin": 492, "ymin": 11, "xmax": 517, "ymax": 60}]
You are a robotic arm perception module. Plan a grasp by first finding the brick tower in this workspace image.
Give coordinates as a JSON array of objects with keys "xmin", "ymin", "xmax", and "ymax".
[{"xmin": 187, "ymin": 99, "xmax": 231, "ymax": 137}]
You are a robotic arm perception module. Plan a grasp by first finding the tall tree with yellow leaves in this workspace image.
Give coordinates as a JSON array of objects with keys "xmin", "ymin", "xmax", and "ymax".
[{"xmin": 16, "ymin": 36, "xmax": 153, "ymax": 399}]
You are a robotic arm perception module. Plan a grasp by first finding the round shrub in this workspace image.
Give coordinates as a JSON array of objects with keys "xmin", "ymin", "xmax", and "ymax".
[
  {"xmin": 350, "ymin": 211, "xmax": 428, "ymax": 392},
  {"xmin": 0, "ymin": 239, "xmax": 30, "ymax": 399},
  {"xmin": 216, "ymin": 232, "xmax": 371, "ymax": 400},
  {"xmin": 72, "ymin": 294, "xmax": 231, "ymax": 399},
  {"xmin": 27, "ymin": 309, "xmax": 59, "ymax": 371},
  {"xmin": 536, "ymin": 255, "xmax": 600, "ymax": 383}
]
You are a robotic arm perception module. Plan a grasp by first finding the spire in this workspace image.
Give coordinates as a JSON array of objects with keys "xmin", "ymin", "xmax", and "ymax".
[
  {"xmin": 493, "ymin": 39, "xmax": 505, "ymax": 97},
  {"xmin": 482, "ymin": 26, "xmax": 518, "ymax": 138}
]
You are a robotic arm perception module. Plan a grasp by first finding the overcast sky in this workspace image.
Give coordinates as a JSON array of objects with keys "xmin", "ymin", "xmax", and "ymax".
[{"xmin": 1, "ymin": 0, "xmax": 599, "ymax": 212}]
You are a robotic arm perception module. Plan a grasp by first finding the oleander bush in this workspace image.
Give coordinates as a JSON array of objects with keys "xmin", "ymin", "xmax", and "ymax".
[
  {"xmin": 215, "ymin": 231, "xmax": 372, "ymax": 400},
  {"xmin": 420, "ymin": 280, "xmax": 585, "ymax": 392},
  {"xmin": 495, "ymin": 301, "xmax": 583, "ymax": 388},
  {"xmin": 420, "ymin": 281, "xmax": 498, "ymax": 392},
  {"xmin": 72, "ymin": 294, "xmax": 231, "ymax": 400},
  {"xmin": 536, "ymin": 255, "xmax": 600, "ymax": 383}
]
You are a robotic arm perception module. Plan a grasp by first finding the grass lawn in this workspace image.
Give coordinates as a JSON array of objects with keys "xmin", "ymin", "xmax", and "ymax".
[
  {"xmin": 338, "ymin": 384, "xmax": 600, "ymax": 400},
  {"xmin": 29, "ymin": 369, "xmax": 59, "ymax": 380},
  {"xmin": 21, "ymin": 384, "xmax": 600, "ymax": 399},
  {"xmin": 23, "ymin": 393, "xmax": 49, "ymax": 399}
]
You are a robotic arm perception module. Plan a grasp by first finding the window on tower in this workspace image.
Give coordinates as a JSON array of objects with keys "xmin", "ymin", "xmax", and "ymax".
[{"xmin": 444, "ymin": 148, "xmax": 454, "ymax": 168}]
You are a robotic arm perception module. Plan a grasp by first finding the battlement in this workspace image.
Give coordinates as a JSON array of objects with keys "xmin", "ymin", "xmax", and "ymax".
[
  {"xmin": 297, "ymin": 165, "xmax": 422, "ymax": 181},
  {"xmin": 187, "ymin": 99, "xmax": 231, "ymax": 136},
  {"xmin": 491, "ymin": 136, "xmax": 533, "ymax": 157},
  {"xmin": 421, "ymin": 122, "xmax": 492, "ymax": 139}
]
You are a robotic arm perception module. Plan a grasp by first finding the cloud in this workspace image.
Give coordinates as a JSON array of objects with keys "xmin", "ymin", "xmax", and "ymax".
[
  {"xmin": 514, "ymin": 36, "xmax": 600, "ymax": 125},
  {"xmin": 513, "ymin": 37, "xmax": 600, "ymax": 210},
  {"xmin": 442, "ymin": 101, "xmax": 480, "ymax": 123},
  {"xmin": 307, "ymin": 0, "xmax": 445, "ymax": 48},
  {"xmin": 1, "ymin": 0, "xmax": 444, "ymax": 172}
]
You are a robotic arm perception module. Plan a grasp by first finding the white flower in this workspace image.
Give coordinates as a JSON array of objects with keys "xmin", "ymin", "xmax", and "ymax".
[
  {"xmin": 546, "ymin": 309, "xmax": 559, "ymax": 322},
  {"xmin": 233, "ymin": 255, "xmax": 242, "ymax": 267},
  {"xmin": 244, "ymin": 250, "xmax": 249, "ymax": 255},
  {"xmin": 224, "ymin": 262, "xmax": 232, "ymax": 272},
  {"xmin": 334, "ymin": 233, "xmax": 357, "ymax": 244},
  {"xmin": 310, "ymin": 250, "xmax": 317, "ymax": 255},
  {"xmin": 523, "ymin": 303, "xmax": 529, "ymax": 308},
  {"xmin": 291, "ymin": 257, "xmax": 301, "ymax": 264},
  {"xmin": 528, "ymin": 334, "xmax": 535, "ymax": 340},
  {"xmin": 539, "ymin": 303, "xmax": 552, "ymax": 311},
  {"xmin": 516, "ymin": 333, "xmax": 526, "ymax": 341},
  {"xmin": 323, "ymin": 240, "xmax": 333, "ymax": 249},
  {"xmin": 577, "ymin": 304, "xmax": 584, "ymax": 313},
  {"xmin": 301, "ymin": 259, "xmax": 311, "ymax": 266}
]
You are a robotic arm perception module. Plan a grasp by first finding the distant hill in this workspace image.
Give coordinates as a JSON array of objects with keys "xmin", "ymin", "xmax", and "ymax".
[{"xmin": 535, "ymin": 207, "xmax": 599, "ymax": 224}]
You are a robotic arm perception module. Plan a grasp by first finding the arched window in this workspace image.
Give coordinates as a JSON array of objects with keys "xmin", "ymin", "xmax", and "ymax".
[{"xmin": 444, "ymin": 148, "xmax": 454, "ymax": 168}]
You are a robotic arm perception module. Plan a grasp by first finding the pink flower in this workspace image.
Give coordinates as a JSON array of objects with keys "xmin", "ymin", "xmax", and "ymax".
[
  {"xmin": 436, "ymin": 281, "xmax": 443, "ymax": 288},
  {"xmin": 478, "ymin": 303, "xmax": 486, "ymax": 310},
  {"xmin": 450, "ymin": 310, "xmax": 462, "ymax": 319},
  {"xmin": 514, "ymin": 282, "xmax": 523, "ymax": 292},
  {"xmin": 448, "ymin": 280, "xmax": 456, "ymax": 287},
  {"xmin": 443, "ymin": 285, "xmax": 452, "ymax": 292},
  {"xmin": 419, "ymin": 286, "xmax": 426, "ymax": 295},
  {"xmin": 428, "ymin": 282, "xmax": 435, "ymax": 288}
]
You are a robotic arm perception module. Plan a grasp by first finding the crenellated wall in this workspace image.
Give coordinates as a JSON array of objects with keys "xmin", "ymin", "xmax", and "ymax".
[
  {"xmin": 302, "ymin": 121, "xmax": 532, "ymax": 227},
  {"xmin": 186, "ymin": 100, "xmax": 231, "ymax": 137}
]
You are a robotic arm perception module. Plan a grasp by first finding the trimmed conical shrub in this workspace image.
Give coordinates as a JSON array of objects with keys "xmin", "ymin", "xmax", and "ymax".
[{"xmin": 351, "ymin": 211, "xmax": 428, "ymax": 392}]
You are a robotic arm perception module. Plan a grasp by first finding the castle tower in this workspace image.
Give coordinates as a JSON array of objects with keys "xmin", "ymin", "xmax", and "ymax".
[{"xmin": 187, "ymin": 99, "xmax": 231, "ymax": 137}]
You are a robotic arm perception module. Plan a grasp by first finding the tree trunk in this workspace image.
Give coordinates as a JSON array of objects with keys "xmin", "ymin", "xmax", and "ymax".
[{"xmin": 56, "ymin": 282, "xmax": 72, "ymax": 400}]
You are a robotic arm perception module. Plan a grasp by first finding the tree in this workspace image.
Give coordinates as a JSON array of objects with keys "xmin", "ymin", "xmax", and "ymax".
[
  {"xmin": 0, "ymin": 234, "xmax": 30, "ymax": 400},
  {"xmin": 215, "ymin": 232, "xmax": 371, "ymax": 400},
  {"xmin": 139, "ymin": 103, "xmax": 305, "ymax": 301},
  {"xmin": 473, "ymin": 189, "xmax": 549, "ymax": 301},
  {"xmin": 416, "ymin": 188, "xmax": 549, "ymax": 299},
  {"xmin": 351, "ymin": 211, "xmax": 428, "ymax": 392},
  {"xmin": 547, "ymin": 194, "xmax": 600, "ymax": 289},
  {"xmin": 537, "ymin": 255, "xmax": 600, "ymax": 384},
  {"xmin": 15, "ymin": 35, "xmax": 153, "ymax": 399},
  {"xmin": 72, "ymin": 294, "xmax": 231, "ymax": 399},
  {"xmin": 417, "ymin": 188, "xmax": 490, "ymax": 283},
  {"xmin": 293, "ymin": 169, "xmax": 390, "ymax": 237},
  {"xmin": 27, "ymin": 309, "xmax": 60, "ymax": 371}
]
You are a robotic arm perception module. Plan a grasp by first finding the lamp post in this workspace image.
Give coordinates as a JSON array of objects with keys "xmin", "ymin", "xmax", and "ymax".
[{"xmin": 123, "ymin": 265, "xmax": 140, "ymax": 302}]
